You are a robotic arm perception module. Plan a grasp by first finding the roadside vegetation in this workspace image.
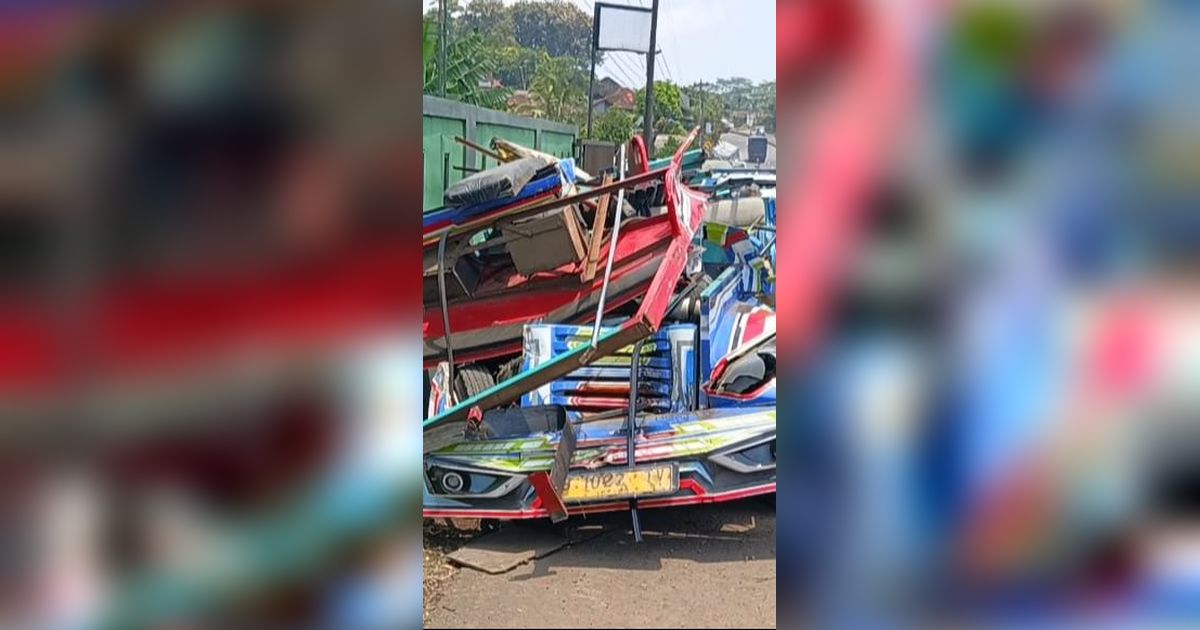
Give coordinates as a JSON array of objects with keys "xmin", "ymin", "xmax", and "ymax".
[{"xmin": 423, "ymin": 0, "xmax": 774, "ymax": 154}]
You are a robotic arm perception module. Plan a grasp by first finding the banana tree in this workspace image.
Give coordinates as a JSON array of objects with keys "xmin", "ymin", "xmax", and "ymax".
[{"xmin": 423, "ymin": 18, "xmax": 509, "ymax": 110}]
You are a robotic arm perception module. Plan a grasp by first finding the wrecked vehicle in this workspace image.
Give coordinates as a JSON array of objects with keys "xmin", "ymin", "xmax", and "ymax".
[
  {"xmin": 422, "ymin": 130, "xmax": 776, "ymax": 522},
  {"xmin": 422, "ymin": 136, "xmax": 692, "ymax": 371}
]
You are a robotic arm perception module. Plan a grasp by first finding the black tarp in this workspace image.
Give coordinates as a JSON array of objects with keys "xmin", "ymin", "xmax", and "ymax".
[{"xmin": 443, "ymin": 156, "xmax": 545, "ymax": 208}]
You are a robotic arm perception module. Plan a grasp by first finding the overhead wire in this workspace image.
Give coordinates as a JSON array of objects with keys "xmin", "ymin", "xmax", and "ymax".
[{"xmin": 609, "ymin": 51, "xmax": 646, "ymax": 88}]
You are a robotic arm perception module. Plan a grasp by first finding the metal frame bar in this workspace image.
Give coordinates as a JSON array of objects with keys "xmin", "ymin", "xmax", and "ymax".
[
  {"xmin": 626, "ymin": 338, "xmax": 645, "ymax": 541},
  {"xmin": 592, "ymin": 143, "xmax": 627, "ymax": 348},
  {"xmin": 436, "ymin": 230, "xmax": 456, "ymax": 403}
]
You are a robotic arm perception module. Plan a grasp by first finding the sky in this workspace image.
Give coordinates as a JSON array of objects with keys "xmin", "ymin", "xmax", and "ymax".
[
  {"xmin": 592, "ymin": 0, "xmax": 777, "ymax": 87},
  {"xmin": 425, "ymin": 0, "xmax": 777, "ymax": 87}
]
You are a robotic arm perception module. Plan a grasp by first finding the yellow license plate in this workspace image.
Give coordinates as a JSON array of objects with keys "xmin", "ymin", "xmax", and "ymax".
[{"xmin": 562, "ymin": 464, "xmax": 678, "ymax": 502}]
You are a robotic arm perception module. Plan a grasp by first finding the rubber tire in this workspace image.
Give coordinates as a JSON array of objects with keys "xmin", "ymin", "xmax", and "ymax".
[{"xmin": 453, "ymin": 364, "xmax": 495, "ymax": 401}]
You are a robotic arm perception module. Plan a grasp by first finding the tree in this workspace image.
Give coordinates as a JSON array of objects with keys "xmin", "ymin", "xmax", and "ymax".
[
  {"xmin": 425, "ymin": 0, "xmax": 602, "ymax": 91},
  {"xmin": 749, "ymin": 81, "xmax": 775, "ymax": 116},
  {"xmin": 511, "ymin": 53, "xmax": 588, "ymax": 126},
  {"xmin": 757, "ymin": 81, "xmax": 776, "ymax": 132},
  {"xmin": 509, "ymin": 0, "xmax": 597, "ymax": 72},
  {"xmin": 707, "ymin": 77, "xmax": 774, "ymax": 130},
  {"xmin": 655, "ymin": 135, "xmax": 682, "ymax": 159},
  {"xmin": 714, "ymin": 76, "xmax": 754, "ymax": 99},
  {"xmin": 423, "ymin": 18, "xmax": 510, "ymax": 109},
  {"xmin": 493, "ymin": 44, "xmax": 543, "ymax": 90},
  {"xmin": 683, "ymin": 85, "xmax": 727, "ymax": 134},
  {"xmin": 635, "ymin": 81, "xmax": 684, "ymax": 133},
  {"xmin": 593, "ymin": 108, "xmax": 635, "ymax": 144},
  {"xmin": 713, "ymin": 76, "xmax": 756, "ymax": 126},
  {"xmin": 454, "ymin": 0, "xmax": 513, "ymax": 45}
]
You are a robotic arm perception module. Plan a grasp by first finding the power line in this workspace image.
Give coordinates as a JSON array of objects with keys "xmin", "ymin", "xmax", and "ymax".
[
  {"xmin": 619, "ymin": 52, "xmax": 647, "ymax": 84},
  {"xmin": 601, "ymin": 54, "xmax": 634, "ymax": 86},
  {"xmin": 602, "ymin": 63, "xmax": 639, "ymax": 93},
  {"xmin": 607, "ymin": 51, "xmax": 644, "ymax": 88},
  {"xmin": 667, "ymin": 10, "xmax": 685, "ymax": 87},
  {"xmin": 657, "ymin": 51, "xmax": 673, "ymax": 84}
]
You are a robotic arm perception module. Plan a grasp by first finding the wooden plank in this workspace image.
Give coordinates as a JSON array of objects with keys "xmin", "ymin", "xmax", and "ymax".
[
  {"xmin": 581, "ymin": 174, "xmax": 613, "ymax": 282},
  {"xmin": 454, "ymin": 136, "xmax": 506, "ymax": 163}
]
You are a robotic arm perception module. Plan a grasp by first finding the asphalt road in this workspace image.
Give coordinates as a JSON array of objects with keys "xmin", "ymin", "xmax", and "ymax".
[
  {"xmin": 719, "ymin": 131, "xmax": 777, "ymax": 167},
  {"xmin": 426, "ymin": 499, "xmax": 777, "ymax": 629}
]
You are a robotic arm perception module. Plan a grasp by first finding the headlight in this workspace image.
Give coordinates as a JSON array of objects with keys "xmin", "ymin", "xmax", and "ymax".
[{"xmin": 425, "ymin": 462, "xmax": 524, "ymax": 498}]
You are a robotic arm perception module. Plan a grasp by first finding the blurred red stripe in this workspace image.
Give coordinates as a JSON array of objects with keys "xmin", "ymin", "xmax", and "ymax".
[
  {"xmin": 0, "ymin": 236, "xmax": 421, "ymax": 392},
  {"xmin": 776, "ymin": 0, "xmax": 916, "ymax": 360}
]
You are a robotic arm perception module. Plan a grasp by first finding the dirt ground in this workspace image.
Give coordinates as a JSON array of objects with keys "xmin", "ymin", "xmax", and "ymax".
[{"xmin": 423, "ymin": 498, "xmax": 776, "ymax": 628}]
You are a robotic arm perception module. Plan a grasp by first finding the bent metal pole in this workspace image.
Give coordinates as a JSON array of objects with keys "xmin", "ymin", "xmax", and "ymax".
[{"xmin": 592, "ymin": 142, "xmax": 627, "ymax": 348}]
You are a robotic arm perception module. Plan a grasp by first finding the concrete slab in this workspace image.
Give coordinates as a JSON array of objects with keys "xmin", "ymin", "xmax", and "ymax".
[{"xmin": 446, "ymin": 522, "xmax": 611, "ymax": 574}]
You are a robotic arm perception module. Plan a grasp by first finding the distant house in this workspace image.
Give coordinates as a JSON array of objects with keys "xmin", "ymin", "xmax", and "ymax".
[
  {"xmin": 590, "ymin": 77, "xmax": 636, "ymax": 116},
  {"xmin": 478, "ymin": 76, "xmax": 504, "ymax": 89},
  {"xmin": 592, "ymin": 87, "xmax": 636, "ymax": 116},
  {"xmin": 591, "ymin": 77, "xmax": 622, "ymax": 100}
]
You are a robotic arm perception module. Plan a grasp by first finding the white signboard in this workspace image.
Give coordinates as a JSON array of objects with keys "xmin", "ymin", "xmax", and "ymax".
[{"xmin": 596, "ymin": 3, "xmax": 652, "ymax": 53}]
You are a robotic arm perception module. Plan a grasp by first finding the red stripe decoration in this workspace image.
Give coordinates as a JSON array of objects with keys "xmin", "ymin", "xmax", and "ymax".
[{"xmin": 424, "ymin": 482, "xmax": 776, "ymax": 520}]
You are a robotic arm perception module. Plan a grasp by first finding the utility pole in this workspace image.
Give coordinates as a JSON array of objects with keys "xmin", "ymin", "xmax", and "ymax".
[
  {"xmin": 586, "ymin": 3, "xmax": 600, "ymax": 139},
  {"xmin": 642, "ymin": 0, "xmax": 659, "ymax": 152},
  {"xmin": 438, "ymin": 0, "xmax": 448, "ymax": 97},
  {"xmin": 696, "ymin": 82, "xmax": 705, "ymax": 148}
]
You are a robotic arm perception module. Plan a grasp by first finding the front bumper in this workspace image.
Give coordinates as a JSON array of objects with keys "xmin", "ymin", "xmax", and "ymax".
[{"xmin": 423, "ymin": 406, "xmax": 776, "ymax": 520}]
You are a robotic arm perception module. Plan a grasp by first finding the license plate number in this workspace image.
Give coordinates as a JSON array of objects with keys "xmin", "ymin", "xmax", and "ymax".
[{"xmin": 562, "ymin": 464, "xmax": 678, "ymax": 502}]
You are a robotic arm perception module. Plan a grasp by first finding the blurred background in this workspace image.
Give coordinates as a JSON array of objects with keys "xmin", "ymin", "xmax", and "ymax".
[
  {"xmin": 0, "ymin": 1, "xmax": 424, "ymax": 628},
  {"xmin": 778, "ymin": 0, "xmax": 1200, "ymax": 624},
  {"xmin": 5, "ymin": 0, "xmax": 1200, "ymax": 626}
]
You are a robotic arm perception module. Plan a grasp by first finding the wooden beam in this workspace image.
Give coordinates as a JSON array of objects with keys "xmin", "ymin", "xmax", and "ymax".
[
  {"xmin": 454, "ymin": 136, "xmax": 506, "ymax": 163},
  {"xmin": 582, "ymin": 174, "xmax": 613, "ymax": 282}
]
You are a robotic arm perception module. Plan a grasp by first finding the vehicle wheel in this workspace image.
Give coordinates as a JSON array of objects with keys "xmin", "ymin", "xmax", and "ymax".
[
  {"xmin": 495, "ymin": 356, "xmax": 524, "ymax": 382},
  {"xmin": 453, "ymin": 364, "xmax": 495, "ymax": 401}
]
